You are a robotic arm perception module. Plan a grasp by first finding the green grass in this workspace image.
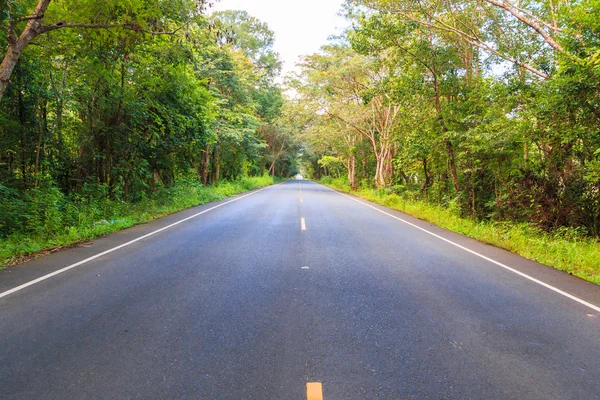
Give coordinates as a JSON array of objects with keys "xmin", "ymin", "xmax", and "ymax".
[
  {"xmin": 0, "ymin": 175, "xmax": 279, "ymax": 268},
  {"xmin": 320, "ymin": 177, "xmax": 600, "ymax": 284}
]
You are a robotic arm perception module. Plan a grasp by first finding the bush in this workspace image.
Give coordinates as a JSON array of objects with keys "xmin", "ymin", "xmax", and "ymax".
[
  {"xmin": 383, "ymin": 193, "xmax": 402, "ymax": 207},
  {"xmin": 0, "ymin": 185, "xmax": 26, "ymax": 237}
]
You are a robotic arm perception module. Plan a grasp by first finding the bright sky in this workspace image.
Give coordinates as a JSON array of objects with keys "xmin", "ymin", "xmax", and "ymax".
[{"xmin": 211, "ymin": 0, "xmax": 347, "ymax": 76}]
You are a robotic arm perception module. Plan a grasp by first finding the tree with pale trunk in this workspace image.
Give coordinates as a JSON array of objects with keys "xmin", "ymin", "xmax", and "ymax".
[
  {"xmin": 295, "ymin": 44, "xmax": 402, "ymax": 188},
  {"xmin": 347, "ymin": 0, "xmax": 581, "ymax": 80},
  {"xmin": 0, "ymin": 0, "xmax": 208, "ymax": 102}
]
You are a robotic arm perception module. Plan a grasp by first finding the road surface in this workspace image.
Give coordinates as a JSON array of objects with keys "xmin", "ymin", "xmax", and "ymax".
[{"xmin": 1, "ymin": 180, "xmax": 599, "ymax": 399}]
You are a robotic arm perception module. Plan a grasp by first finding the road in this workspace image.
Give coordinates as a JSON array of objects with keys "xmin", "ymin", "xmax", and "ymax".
[{"xmin": 1, "ymin": 180, "xmax": 600, "ymax": 399}]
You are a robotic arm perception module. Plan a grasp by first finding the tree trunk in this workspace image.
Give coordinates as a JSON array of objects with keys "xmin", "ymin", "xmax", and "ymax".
[
  {"xmin": 421, "ymin": 157, "xmax": 432, "ymax": 199},
  {"xmin": 116, "ymin": 50, "xmax": 128, "ymax": 124},
  {"xmin": 34, "ymin": 98, "xmax": 46, "ymax": 188},
  {"xmin": 445, "ymin": 138, "xmax": 461, "ymax": 194},
  {"xmin": 348, "ymin": 154, "xmax": 357, "ymax": 190},
  {"xmin": 385, "ymin": 147, "xmax": 394, "ymax": 183},
  {"xmin": 209, "ymin": 145, "xmax": 220, "ymax": 184},
  {"xmin": 202, "ymin": 144, "xmax": 211, "ymax": 186},
  {"xmin": 374, "ymin": 153, "xmax": 386, "ymax": 188},
  {"xmin": 400, "ymin": 170, "xmax": 410, "ymax": 185},
  {"xmin": 18, "ymin": 78, "xmax": 28, "ymax": 189},
  {"xmin": 373, "ymin": 145, "xmax": 393, "ymax": 188},
  {"xmin": 0, "ymin": 49, "xmax": 21, "ymax": 103},
  {"xmin": 431, "ymin": 65, "xmax": 461, "ymax": 194},
  {"xmin": 0, "ymin": 0, "xmax": 52, "ymax": 102},
  {"xmin": 214, "ymin": 146, "xmax": 221, "ymax": 184}
]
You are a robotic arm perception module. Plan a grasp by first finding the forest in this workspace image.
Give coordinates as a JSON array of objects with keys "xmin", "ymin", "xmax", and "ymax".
[
  {"xmin": 287, "ymin": 0, "xmax": 600, "ymax": 279},
  {"xmin": 297, "ymin": 0, "xmax": 599, "ymax": 232},
  {"xmin": 1, "ymin": 0, "xmax": 599, "ymax": 278},
  {"xmin": 0, "ymin": 0, "xmax": 299, "ymax": 264}
]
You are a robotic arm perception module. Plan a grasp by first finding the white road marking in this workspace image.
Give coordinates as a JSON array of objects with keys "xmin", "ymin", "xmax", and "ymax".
[
  {"xmin": 301, "ymin": 217, "xmax": 307, "ymax": 231},
  {"xmin": 0, "ymin": 182, "xmax": 285, "ymax": 300},
  {"xmin": 322, "ymin": 185, "xmax": 600, "ymax": 314}
]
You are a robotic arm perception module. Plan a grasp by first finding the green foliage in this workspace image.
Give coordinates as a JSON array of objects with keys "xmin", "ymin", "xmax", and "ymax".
[
  {"xmin": 318, "ymin": 156, "xmax": 344, "ymax": 178},
  {"xmin": 0, "ymin": 2, "xmax": 299, "ymax": 266},
  {"xmin": 297, "ymin": 0, "xmax": 600, "ymax": 280},
  {"xmin": 294, "ymin": 0, "xmax": 600, "ymax": 240},
  {"xmin": 211, "ymin": 10, "xmax": 282, "ymax": 80}
]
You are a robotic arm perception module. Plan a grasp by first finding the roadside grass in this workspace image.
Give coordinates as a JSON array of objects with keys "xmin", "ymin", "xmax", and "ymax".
[
  {"xmin": 320, "ymin": 178, "xmax": 600, "ymax": 284},
  {"xmin": 0, "ymin": 175, "xmax": 278, "ymax": 269}
]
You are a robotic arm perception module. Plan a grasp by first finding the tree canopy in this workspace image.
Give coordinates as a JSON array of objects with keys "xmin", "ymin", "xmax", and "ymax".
[
  {"xmin": 292, "ymin": 0, "xmax": 600, "ymax": 235},
  {"xmin": 0, "ymin": 1, "xmax": 300, "ymax": 239}
]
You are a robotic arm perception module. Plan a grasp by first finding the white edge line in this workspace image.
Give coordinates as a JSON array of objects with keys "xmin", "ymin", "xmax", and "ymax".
[
  {"xmin": 0, "ymin": 182, "xmax": 285, "ymax": 300},
  {"xmin": 321, "ymin": 184, "xmax": 600, "ymax": 314}
]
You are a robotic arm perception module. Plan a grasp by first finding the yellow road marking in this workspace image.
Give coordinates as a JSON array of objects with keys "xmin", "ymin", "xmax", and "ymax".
[
  {"xmin": 306, "ymin": 382, "xmax": 323, "ymax": 400},
  {"xmin": 301, "ymin": 217, "xmax": 307, "ymax": 231},
  {"xmin": 300, "ymin": 198, "xmax": 303, "ymax": 203}
]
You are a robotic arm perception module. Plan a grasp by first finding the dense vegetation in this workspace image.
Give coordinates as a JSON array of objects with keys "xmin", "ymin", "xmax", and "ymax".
[
  {"xmin": 293, "ymin": 0, "xmax": 600, "ymax": 239},
  {"xmin": 0, "ymin": 1, "xmax": 298, "ymax": 264},
  {"xmin": 1, "ymin": 0, "xmax": 598, "ymax": 278}
]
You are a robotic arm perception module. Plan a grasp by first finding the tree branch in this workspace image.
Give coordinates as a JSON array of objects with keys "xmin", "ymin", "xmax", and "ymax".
[
  {"xmin": 483, "ymin": 0, "xmax": 564, "ymax": 53},
  {"xmin": 17, "ymin": 14, "xmax": 46, "ymax": 21},
  {"xmin": 38, "ymin": 21, "xmax": 185, "ymax": 35},
  {"xmin": 502, "ymin": 0, "xmax": 561, "ymax": 33},
  {"xmin": 397, "ymin": 11, "xmax": 550, "ymax": 79}
]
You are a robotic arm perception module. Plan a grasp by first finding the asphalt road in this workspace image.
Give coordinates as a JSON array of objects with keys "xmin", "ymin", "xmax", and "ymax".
[{"xmin": 1, "ymin": 180, "xmax": 600, "ymax": 399}]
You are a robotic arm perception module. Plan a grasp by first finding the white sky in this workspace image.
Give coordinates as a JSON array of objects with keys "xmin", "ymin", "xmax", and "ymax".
[{"xmin": 211, "ymin": 0, "xmax": 347, "ymax": 76}]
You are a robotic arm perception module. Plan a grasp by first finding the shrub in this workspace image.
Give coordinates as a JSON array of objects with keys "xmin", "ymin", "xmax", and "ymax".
[{"xmin": 383, "ymin": 193, "xmax": 402, "ymax": 207}]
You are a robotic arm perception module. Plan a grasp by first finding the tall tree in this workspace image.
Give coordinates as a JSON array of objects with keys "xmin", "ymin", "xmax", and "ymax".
[{"xmin": 0, "ymin": 0, "xmax": 208, "ymax": 102}]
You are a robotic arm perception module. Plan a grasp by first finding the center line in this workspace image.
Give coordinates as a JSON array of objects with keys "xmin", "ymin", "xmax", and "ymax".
[
  {"xmin": 307, "ymin": 382, "xmax": 323, "ymax": 400},
  {"xmin": 300, "ymin": 198, "xmax": 303, "ymax": 203},
  {"xmin": 301, "ymin": 217, "xmax": 307, "ymax": 231}
]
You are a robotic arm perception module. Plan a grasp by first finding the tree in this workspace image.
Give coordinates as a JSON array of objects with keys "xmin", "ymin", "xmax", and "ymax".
[
  {"xmin": 292, "ymin": 0, "xmax": 600, "ymax": 234},
  {"xmin": 294, "ymin": 44, "xmax": 401, "ymax": 188},
  {"xmin": 0, "ymin": 0, "xmax": 209, "ymax": 102},
  {"xmin": 211, "ymin": 10, "xmax": 282, "ymax": 80}
]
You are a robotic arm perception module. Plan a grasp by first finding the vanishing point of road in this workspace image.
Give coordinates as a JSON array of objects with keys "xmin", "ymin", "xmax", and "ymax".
[{"xmin": 1, "ymin": 180, "xmax": 599, "ymax": 399}]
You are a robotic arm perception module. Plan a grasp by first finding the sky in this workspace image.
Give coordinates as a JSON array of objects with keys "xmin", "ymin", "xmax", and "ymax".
[{"xmin": 211, "ymin": 0, "xmax": 348, "ymax": 76}]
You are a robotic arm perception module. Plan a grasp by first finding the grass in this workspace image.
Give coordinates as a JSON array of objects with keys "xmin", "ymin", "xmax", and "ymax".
[
  {"xmin": 320, "ymin": 177, "xmax": 600, "ymax": 284},
  {"xmin": 0, "ymin": 175, "xmax": 279, "ymax": 268}
]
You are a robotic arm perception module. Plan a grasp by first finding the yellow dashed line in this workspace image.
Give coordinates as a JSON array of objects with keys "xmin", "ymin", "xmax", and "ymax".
[
  {"xmin": 301, "ymin": 217, "xmax": 307, "ymax": 231},
  {"xmin": 307, "ymin": 382, "xmax": 323, "ymax": 400}
]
